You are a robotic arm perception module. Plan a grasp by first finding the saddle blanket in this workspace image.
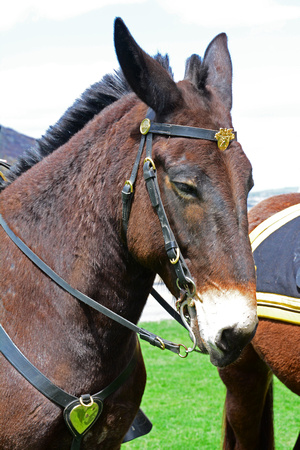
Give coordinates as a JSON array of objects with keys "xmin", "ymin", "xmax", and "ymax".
[{"xmin": 249, "ymin": 203, "xmax": 300, "ymax": 325}]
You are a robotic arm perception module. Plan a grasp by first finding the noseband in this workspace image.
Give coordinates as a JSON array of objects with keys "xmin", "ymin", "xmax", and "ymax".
[{"xmin": 122, "ymin": 108, "xmax": 236, "ymax": 313}]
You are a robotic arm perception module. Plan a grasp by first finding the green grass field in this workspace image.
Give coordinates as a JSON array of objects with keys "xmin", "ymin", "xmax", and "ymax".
[{"xmin": 124, "ymin": 320, "xmax": 299, "ymax": 449}]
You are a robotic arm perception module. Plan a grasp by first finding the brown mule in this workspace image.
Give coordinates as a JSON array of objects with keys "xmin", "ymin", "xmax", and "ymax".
[{"xmin": 0, "ymin": 18, "xmax": 257, "ymax": 449}]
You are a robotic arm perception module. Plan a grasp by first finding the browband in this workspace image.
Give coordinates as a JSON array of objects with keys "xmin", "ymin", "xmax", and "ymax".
[{"xmin": 148, "ymin": 121, "xmax": 237, "ymax": 146}]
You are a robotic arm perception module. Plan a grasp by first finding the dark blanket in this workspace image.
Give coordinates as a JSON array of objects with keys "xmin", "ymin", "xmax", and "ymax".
[{"xmin": 253, "ymin": 216, "xmax": 300, "ymax": 298}]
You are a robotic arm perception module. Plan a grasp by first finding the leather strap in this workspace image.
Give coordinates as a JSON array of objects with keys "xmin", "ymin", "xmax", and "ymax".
[
  {"xmin": 150, "ymin": 287, "xmax": 186, "ymax": 328},
  {"xmin": 0, "ymin": 324, "xmax": 139, "ymax": 409},
  {"xmin": 121, "ymin": 109, "xmax": 155, "ymax": 237},
  {"xmin": 149, "ymin": 121, "xmax": 237, "ymax": 141},
  {"xmin": 0, "ymin": 213, "xmax": 182, "ymax": 355},
  {"xmin": 0, "ymin": 324, "xmax": 141, "ymax": 448},
  {"xmin": 0, "ymin": 325, "xmax": 76, "ymax": 407},
  {"xmin": 121, "ymin": 134, "xmax": 146, "ymax": 236},
  {"xmin": 143, "ymin": 134, "xmax": 195, "ymax": 294}
]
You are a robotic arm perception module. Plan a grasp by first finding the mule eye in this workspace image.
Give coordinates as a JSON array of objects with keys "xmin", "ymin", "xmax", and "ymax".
[{"xmin": 172, "ymin": 181, "xmax": 198, "ymax": 199}]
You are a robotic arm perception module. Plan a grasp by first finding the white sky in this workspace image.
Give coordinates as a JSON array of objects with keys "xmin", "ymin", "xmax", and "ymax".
[{"xmin": 1, "ymin": 0, "xmax": 300, "ymax": 191}]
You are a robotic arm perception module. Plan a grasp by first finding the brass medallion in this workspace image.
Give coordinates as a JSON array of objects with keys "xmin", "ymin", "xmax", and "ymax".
[
  {"xmin": 140, "ymin": 118, "xmax": 151, "ymax": 135},
  {"xmin": 215, "ymin": 128, "xmax": 235, "ymax": 151}
]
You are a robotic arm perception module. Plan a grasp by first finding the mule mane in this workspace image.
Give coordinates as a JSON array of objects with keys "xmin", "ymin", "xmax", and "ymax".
[{"xmin": 0, "ymin": 52, "xmax": 206, "ymax": 190}]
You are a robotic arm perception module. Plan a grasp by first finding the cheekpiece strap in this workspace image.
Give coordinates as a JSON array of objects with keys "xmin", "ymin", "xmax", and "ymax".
[{"xmin": 121, "ymin": 109, "xmax": 156, "ymax": 237}]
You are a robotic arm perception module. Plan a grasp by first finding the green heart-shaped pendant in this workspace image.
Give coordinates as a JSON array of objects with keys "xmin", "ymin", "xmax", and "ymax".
[
  {"xmin": 70, "ymin": 402, "xmax": 99, "ymax": 434},
  {"xmin": 64, "ymin": 397, "xmax": 103, "ymax": 438}
]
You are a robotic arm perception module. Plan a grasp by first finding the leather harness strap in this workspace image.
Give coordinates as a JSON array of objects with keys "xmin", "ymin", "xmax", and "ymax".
[
  {"xmin": 0, "ymin": 213, "xmax": 184, "ymax": 355},
  {"xmin": 0, "ymin": 324, "xmax": 138, "ymax": 409},
  {"xmin": 149, "ymin": 122, "xmax": 229, "ymax": 141},
  {"xmin": 0, "ymin": 323, "xmax": 140, "ymax": 448}
]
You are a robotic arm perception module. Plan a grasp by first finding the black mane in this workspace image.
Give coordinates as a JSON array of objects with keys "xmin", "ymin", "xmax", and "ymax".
[
  {"xmin": 0, "ymin": 53, "xmax": 191, "ymax": 190},
  {"xmin": 0, "ymin": 69, "xmax": 131, "ymax": 190}
]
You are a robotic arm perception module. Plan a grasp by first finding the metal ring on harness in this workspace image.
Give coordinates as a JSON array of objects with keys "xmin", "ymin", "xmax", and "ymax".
[
  {"xmin": 176, "ymin": 277, "xmax": 197, "ymax": 298},
  {"xmin": 144, "ymin": 157, "xmax": 156, "ymax": 171},
  {"xmin": 179, "ymin": 300, "xmax": 197, "ymax": 354},
  {"xmin": 124, "ymin": 180, "xmax": 133, "ymax": 193},
  {"xmin": 79, "ymin": 395, "xmax": 94, "ymax": 408}
]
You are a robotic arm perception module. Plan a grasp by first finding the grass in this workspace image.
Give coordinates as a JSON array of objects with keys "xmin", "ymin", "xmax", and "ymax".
[{"xmin": 123, "ymin": 320, "xmax": 299, "ymax": 449}]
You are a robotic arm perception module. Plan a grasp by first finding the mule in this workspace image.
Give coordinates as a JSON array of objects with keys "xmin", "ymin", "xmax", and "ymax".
[
  {"xmin": 0, "ymin": 18, "xmax": 257, "ymax": 449},
  {"xmin": 219, "ymin": 192, "xmax": 300, "ymax": 449}
]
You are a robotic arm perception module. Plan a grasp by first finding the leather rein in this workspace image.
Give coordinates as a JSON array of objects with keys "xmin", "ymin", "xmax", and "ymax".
[{"xmin": 0, "ymin": 112, "xmax": 236, "ymax": 447}]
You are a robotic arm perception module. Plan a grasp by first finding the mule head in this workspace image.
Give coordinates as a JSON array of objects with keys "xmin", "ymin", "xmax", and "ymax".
[{"xmin": 114, "ymin": 18, "xmax": 258, "ymax": 367}]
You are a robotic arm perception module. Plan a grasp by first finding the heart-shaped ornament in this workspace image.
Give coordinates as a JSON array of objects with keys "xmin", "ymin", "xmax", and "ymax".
[
  {"xmin": 64, "ymin": 397, "xmax": 103, "ymax": 438},
  {"xmin": 70, "ymin": 402, "xmax": 99, "ymax": 434}
]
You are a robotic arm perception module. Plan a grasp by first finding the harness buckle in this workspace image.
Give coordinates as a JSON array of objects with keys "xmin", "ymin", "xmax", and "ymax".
[
  {"xmin": 169, "ymin": 247, "xmax": 180, "ymax": 265},
  {"xmin": 123, "ymin": 180, "xmax": 133, "ymax": 193},
  {"xmin": 155, "ymin": 336, "xmax": 166, "ymax": 350}
]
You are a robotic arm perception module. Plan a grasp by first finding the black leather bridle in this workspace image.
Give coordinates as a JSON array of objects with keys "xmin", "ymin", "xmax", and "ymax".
[
  {"xmin": 122, "ymin": 108, "xmax": 236, "ymax": 310},
  {"xmin": 0, "ymin": 112, "xmax": 236, "ymax": 448}
]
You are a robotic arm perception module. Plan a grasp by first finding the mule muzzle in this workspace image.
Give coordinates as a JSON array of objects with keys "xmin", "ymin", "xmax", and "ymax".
[{"xmin": 208, "ymin": 321, "xmax": 258, "ymax": 367}]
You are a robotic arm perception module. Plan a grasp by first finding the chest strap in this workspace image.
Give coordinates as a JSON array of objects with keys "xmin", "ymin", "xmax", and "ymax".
[{"xmin": 0, "ymin": 325, "xmax": 143, "ymax": 448}]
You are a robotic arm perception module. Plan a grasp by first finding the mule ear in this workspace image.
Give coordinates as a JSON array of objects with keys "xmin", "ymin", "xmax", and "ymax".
[
  {"xmin": 114, "ymin": 17, "xmax": 182, "ymax": 115},
  {"xmin": 203, "ymin": 33, "xmax": 232, "ymax": 111}
]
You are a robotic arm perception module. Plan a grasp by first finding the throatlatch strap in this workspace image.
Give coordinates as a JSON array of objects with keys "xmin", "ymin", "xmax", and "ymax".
[{"xmin": 121, "ymin": 109, "xmax": 155, "ymax": 237}]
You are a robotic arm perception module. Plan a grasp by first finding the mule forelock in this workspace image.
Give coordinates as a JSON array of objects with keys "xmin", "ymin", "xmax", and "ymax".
[{"xmin": 184, "ymin": 54, "xmax": 209, "ymax": 93}]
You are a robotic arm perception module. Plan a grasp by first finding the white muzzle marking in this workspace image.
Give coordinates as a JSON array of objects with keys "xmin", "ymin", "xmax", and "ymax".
[{"xmin": 194, "ymin": 289, "xmax": 258, "ymax": 357}]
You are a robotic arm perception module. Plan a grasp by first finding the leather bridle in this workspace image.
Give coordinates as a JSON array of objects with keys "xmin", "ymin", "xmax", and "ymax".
[{"xmin": 122, "ymin": 108, "xmax": 236, "ymax": 319}]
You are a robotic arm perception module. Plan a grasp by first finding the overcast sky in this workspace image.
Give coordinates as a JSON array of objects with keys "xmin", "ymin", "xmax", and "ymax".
[{"xmin": 1, "ymin": 0, "xmax": 300, "ymax": 191}]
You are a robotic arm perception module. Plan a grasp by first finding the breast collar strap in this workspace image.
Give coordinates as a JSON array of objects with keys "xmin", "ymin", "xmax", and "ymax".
[{"xmin": 0, "ymin": 323, "xmax": 140, "ymax": 448}]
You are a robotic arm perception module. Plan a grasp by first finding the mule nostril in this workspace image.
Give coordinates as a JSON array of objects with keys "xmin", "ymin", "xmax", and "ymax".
[
  {"xmin": 218, "ymin": 327, "xmax": 237, "ymax": 352},
  {"xmin": 217, "ymin": 324, "xmax": 257, "ymax": 353}
]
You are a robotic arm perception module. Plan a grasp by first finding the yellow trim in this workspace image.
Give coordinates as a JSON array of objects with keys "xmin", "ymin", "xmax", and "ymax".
[
  {"xmin": 257, "ymin": 292, "xmax": 300, "ymax": 311},
  {"xmin": 0, "ymin": 171, "xmax": 7, "ymax": 181},
  {"xmin": 257, "ymin": 292, "xmax": 300, "ymax": 325},
  {"xmin": 250, "ymin": 204, "xmax": 300, "ymax": 325},
  {"xmin": 250, "ymin": 203, "xmax": 300, "ymax": 252},
  {"xmin": 258, "ymin": 306, "xmax": 300, "ymax": 325}
]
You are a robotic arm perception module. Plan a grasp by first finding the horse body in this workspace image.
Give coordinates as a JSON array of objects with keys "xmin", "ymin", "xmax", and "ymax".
[
  {"xmin": 219, "ymin": 193, "xmax": 300, "ymax": 449},
  {"xmin": 1, "ymin": 18, "xmax": 257, "ymax": 448}
]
